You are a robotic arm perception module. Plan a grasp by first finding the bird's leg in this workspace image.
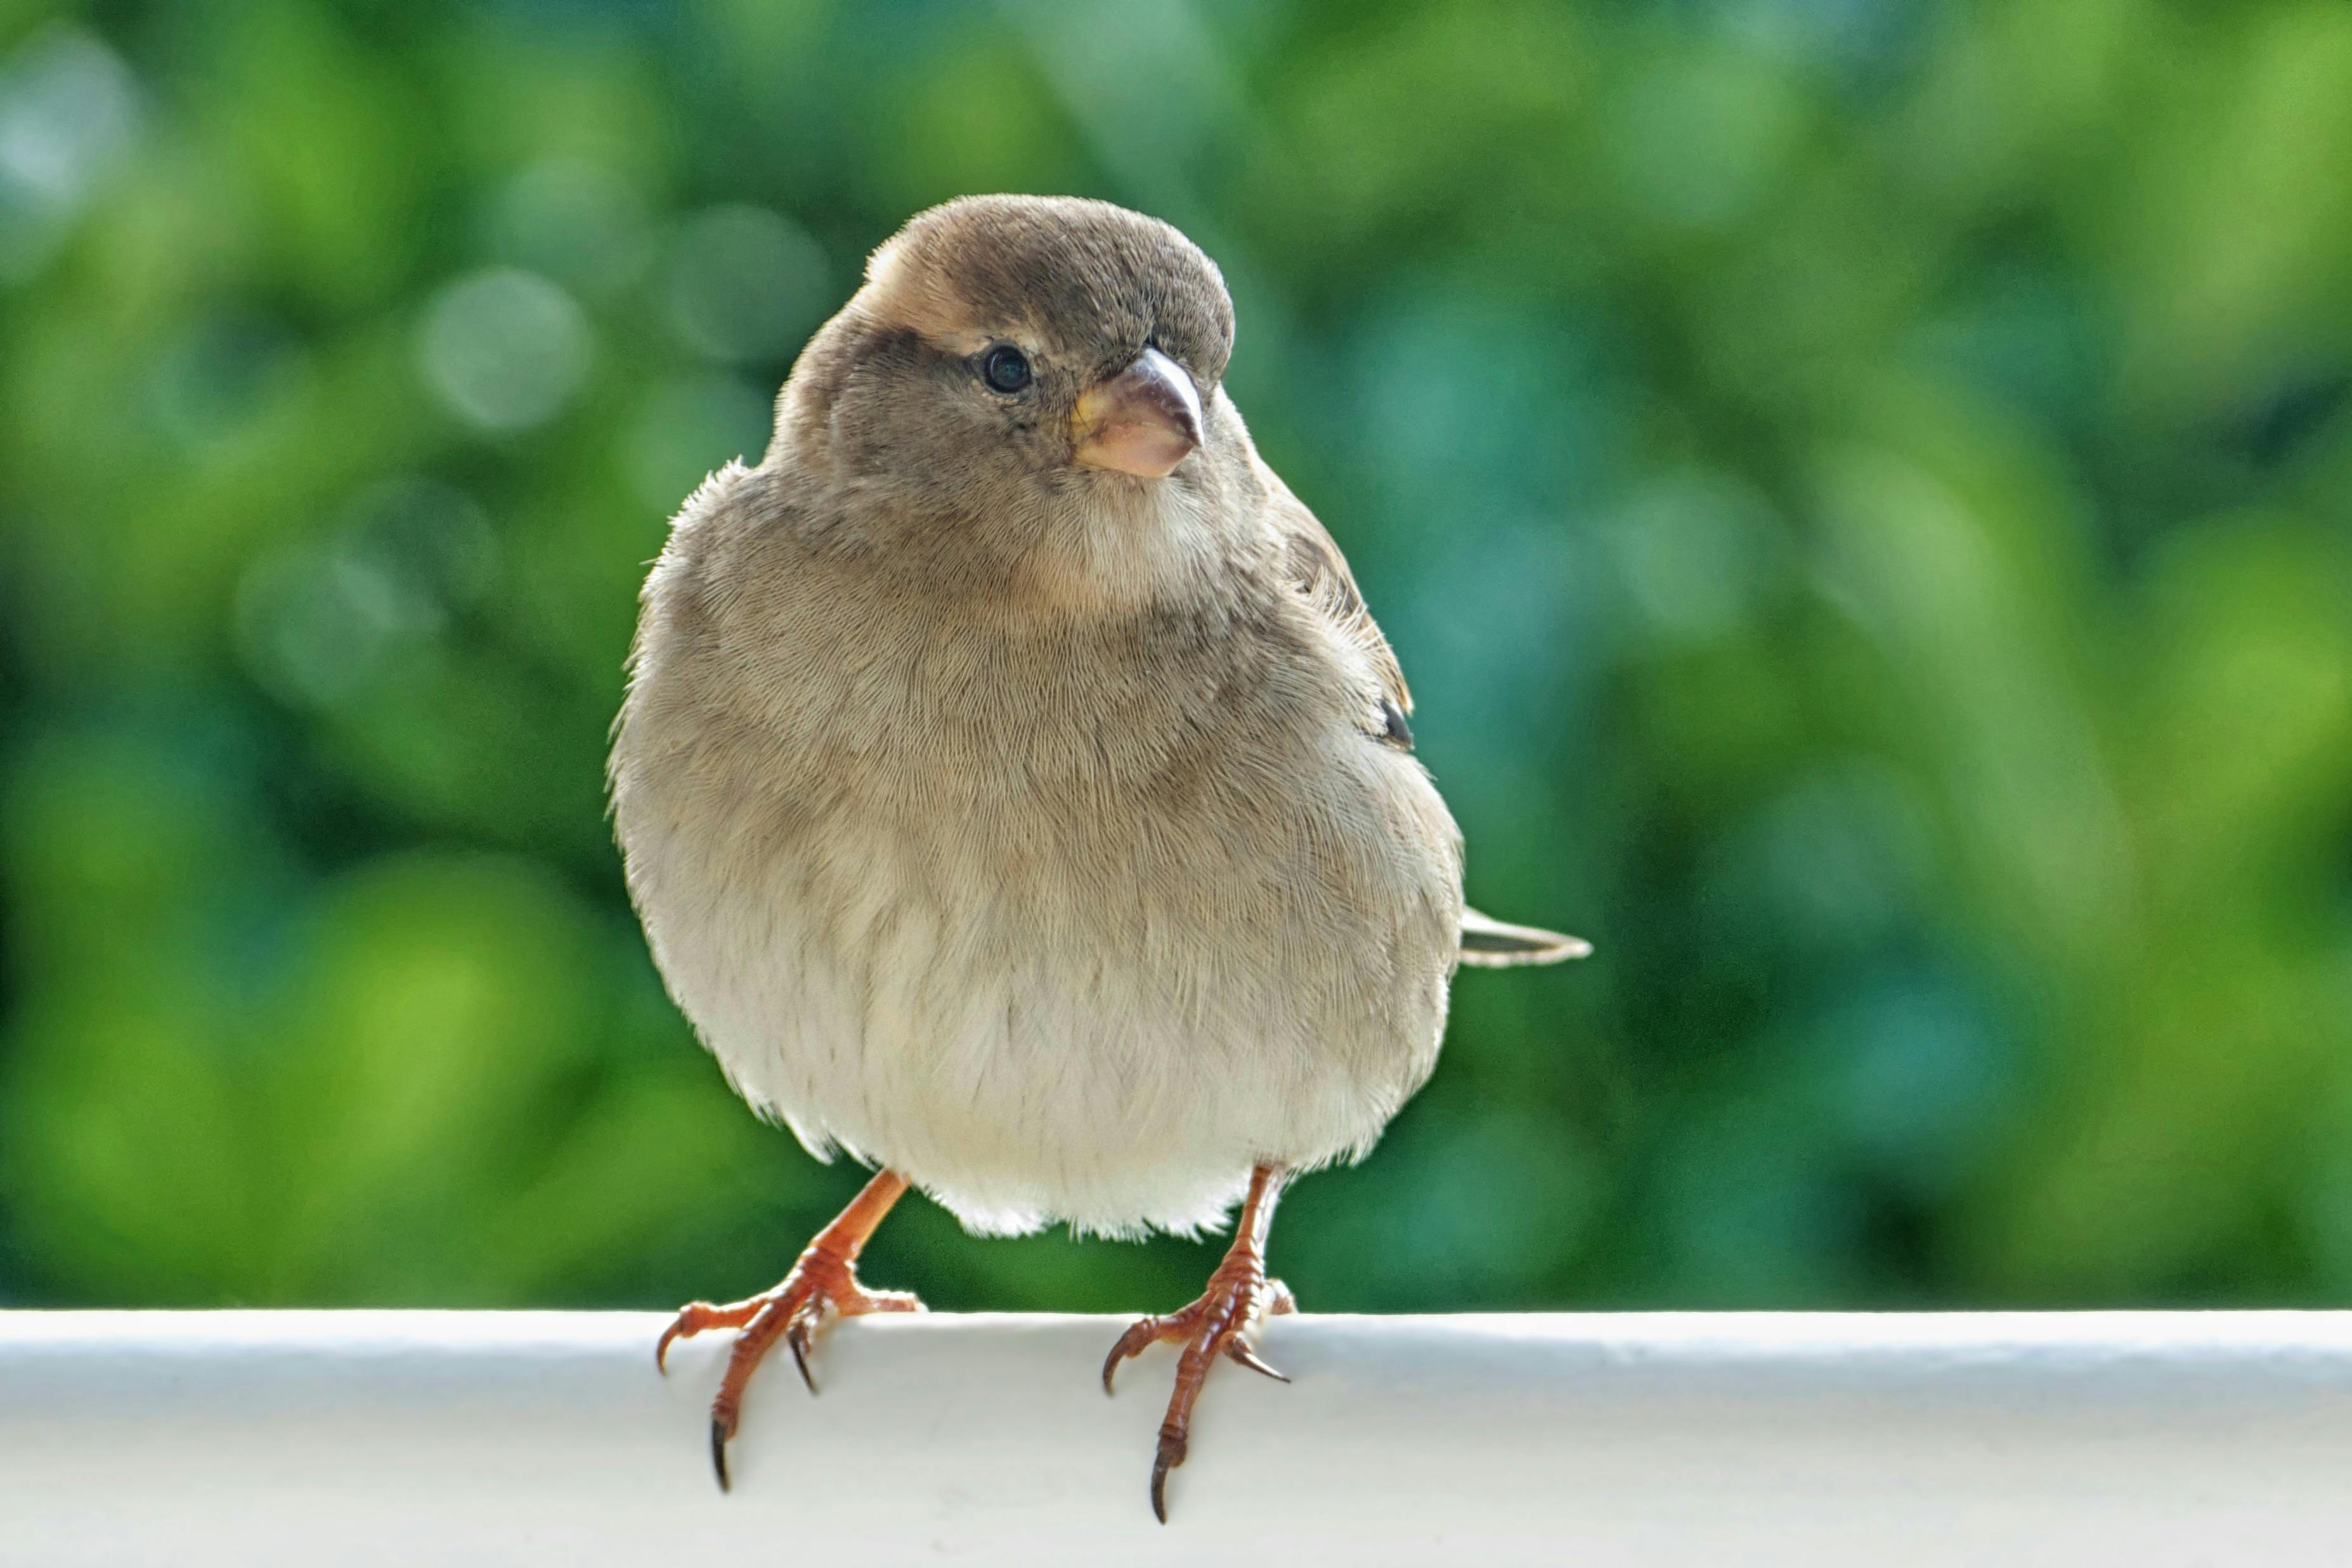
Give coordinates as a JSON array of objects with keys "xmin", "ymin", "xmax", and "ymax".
[
  {"xmin": 656, "ymin": 1167, "xmax": 923, "ymax": 1490},
  {"xmin": 1102, "ymin": 1163, "xmax": 1296, "ymax": 1522}
]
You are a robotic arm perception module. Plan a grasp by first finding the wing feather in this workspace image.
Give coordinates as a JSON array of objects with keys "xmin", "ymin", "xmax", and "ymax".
[
  {"xmin": 1252, "ymin": 464, "xmax": 1592, "ymax": 967},
  {"xmin": 1459, "ymin": 907, "xmax": 1591, "ymax": 966},
  {"xmin": 1257, "ymin": 458, "xmax": 1412, "ymax": 739}
]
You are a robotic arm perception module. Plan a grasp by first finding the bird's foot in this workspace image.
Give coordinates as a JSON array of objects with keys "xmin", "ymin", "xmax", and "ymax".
[
  {"xmin": 1103, "ymin": 1253, "xmax": 1297, "ymax": 1522},
  {"xmin": 657, "ymin": 1247, "xmax": 923, "ymax": 1491}
]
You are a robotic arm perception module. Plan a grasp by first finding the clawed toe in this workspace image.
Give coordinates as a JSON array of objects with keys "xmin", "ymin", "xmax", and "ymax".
[
  {"xmin": 1110, "ymin": 1285, "xmax": 1292, "ymax": 1523},
  {"xmin": 1101, "ymin": 1316, "xmax": 1166, "ymax": 1393},
  {"xmin": 1102, "ymin": 1165, "xmax": 1294, "ymax": 1521},
  {"xmin": 684, "ymin": 1267, "xmax": 920, "ymax": 1489},
  {"xmin": 1105, "ymin": 1277, "xmax": 1294, "ymax": 1518},
  {"xmin": 786, "ymin": 1315, "xmax": 817, "ymax": 1394},
  {"xmin": 1225, "ymin": 1338, "xmax": 1289, "ymax": 1382},
  {"xmin": 657, "ymin": 1298, "xmax": 760, "ymax": 1373},
  {"xmin": 659, "ymin": 1174, "xmax": 924, "ymax": 1493},
  {"xmin": 1150, "ymin": 1432, "xmax": 1185, "ymax": 1524}
]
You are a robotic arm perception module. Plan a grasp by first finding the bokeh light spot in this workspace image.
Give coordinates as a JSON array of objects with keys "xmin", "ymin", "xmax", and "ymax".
[
  {"xmin": 483, "ymin": 159, "xmax": 653, "ymax": 297},
  {"xmin": 0, "ymin": 25, "xmax": 141, "ymax": 281},
  {"xmin": 663, "ymin": 204, "xmax": 829, "ymax": 364},
  {"xmin": 416, "ymin": 268, "xmax": 593, "ymax": 432}
]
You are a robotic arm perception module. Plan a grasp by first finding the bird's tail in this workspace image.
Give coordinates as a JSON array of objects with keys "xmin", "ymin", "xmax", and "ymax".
[{"xmin": 1458, "ymin": 907, "xmax": 1591, "ymax": 968}]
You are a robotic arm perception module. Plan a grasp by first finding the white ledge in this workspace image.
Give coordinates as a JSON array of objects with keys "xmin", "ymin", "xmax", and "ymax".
[{"xmin": 6, "ymin": 1311, "xmax": 2352, "ymax": 1564}]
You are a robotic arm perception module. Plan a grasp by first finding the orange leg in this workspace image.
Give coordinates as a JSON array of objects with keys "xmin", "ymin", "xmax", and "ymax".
[
  {"xmin": 1103, "ymin": 1163, "xmax": 1296, "ymax": 1522},
  {"xmin": 657, "ymin": 1168, "xmax": 922, "ymax": 1490}
]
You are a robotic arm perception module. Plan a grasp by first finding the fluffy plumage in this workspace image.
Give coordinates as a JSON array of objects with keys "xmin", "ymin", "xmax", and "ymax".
[{"xmin": 610, "ymin": 195, "xmax": 1578, "ymax": 1238}]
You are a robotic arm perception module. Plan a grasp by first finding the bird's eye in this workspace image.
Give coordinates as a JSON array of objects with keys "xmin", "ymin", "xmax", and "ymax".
[{"xmin": 981, "ymin": 344, "xmax": 1032, "ymax": 394}]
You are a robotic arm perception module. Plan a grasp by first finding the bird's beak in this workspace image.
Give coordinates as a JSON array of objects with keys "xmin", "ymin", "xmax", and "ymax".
[{"xmin": 1071, "ymin": 346, "xmax": 1202, "ymax": 479}]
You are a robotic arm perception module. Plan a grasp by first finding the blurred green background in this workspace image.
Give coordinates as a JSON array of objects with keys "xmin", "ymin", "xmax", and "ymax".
[{"xmin": 2, "ymin": 0, "xmax": 2349, "ymax": 1318}]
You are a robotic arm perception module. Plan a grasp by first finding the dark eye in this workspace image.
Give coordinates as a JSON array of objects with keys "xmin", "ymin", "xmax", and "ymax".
[{"xmin": 981, "ymin": 344, "xmax": 1032, "ymax": 393}]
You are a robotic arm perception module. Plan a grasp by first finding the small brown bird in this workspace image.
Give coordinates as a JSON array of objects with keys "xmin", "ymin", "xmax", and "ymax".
[{"xmin": 609, "ymin": 195, "xmax": 1585, "ymax": 1521}]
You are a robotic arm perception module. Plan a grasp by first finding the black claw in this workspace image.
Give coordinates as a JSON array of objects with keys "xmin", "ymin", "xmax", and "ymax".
[
  {"xmin": 710, "ymin": 1418, "xmax": 732, "ymax": 1493},
  {"xmin": 1102, "ymin": 1349, "xmax": 1123, "ymax": 1396},
  {"xmin": 1226, "ymin": 1341, "xmax": 1289, "ymax": 1383},
  {"xmin": 788, "ymin": 1327, "xmax": 818, "ymax": 1395},
  {"xmin": 1150, "ymin": 1450, "xmax": 1172, "ymax": 1524}
]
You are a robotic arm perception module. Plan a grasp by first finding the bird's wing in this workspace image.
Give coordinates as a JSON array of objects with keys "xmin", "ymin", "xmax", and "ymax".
[
  {"xmin": 1257, "ymin": 458, "xmax": 1414, "ymax": 748},
  {"xmin": 1256, "ymin": 463, "xmax": 1591, "ymax": 966},
  {"xmin": 1459, "ymin": 907, "xmax": 1591, "ymax": 966}
]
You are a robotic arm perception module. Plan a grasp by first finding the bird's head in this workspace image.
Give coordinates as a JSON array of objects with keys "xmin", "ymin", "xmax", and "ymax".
[{"xmin": 774, "ymin": 196, "xmax": 1242, "ymax": 554}]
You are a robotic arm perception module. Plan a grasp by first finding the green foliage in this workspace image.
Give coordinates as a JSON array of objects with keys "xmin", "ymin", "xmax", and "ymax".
[{"xmin": 1, "ymin": 0, "xmax": 2348, "ymax": 1311}]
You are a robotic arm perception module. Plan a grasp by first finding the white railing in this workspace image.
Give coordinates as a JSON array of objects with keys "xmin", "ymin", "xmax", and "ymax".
[{"xmin": 4, "ymin": 1311, "xmax": 2349, "ymax": 1564}]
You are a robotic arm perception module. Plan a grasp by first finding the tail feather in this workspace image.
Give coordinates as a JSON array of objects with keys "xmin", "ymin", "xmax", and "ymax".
[{"xmin": 1458, "ymin": 907, "xmax": 1591, "ymax": 968}]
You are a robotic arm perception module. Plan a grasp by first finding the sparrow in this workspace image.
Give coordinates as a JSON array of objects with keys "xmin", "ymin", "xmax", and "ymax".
[{"xmin": 609, "ymin": 194, "xmax": 1586, "ymax": 1522}]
